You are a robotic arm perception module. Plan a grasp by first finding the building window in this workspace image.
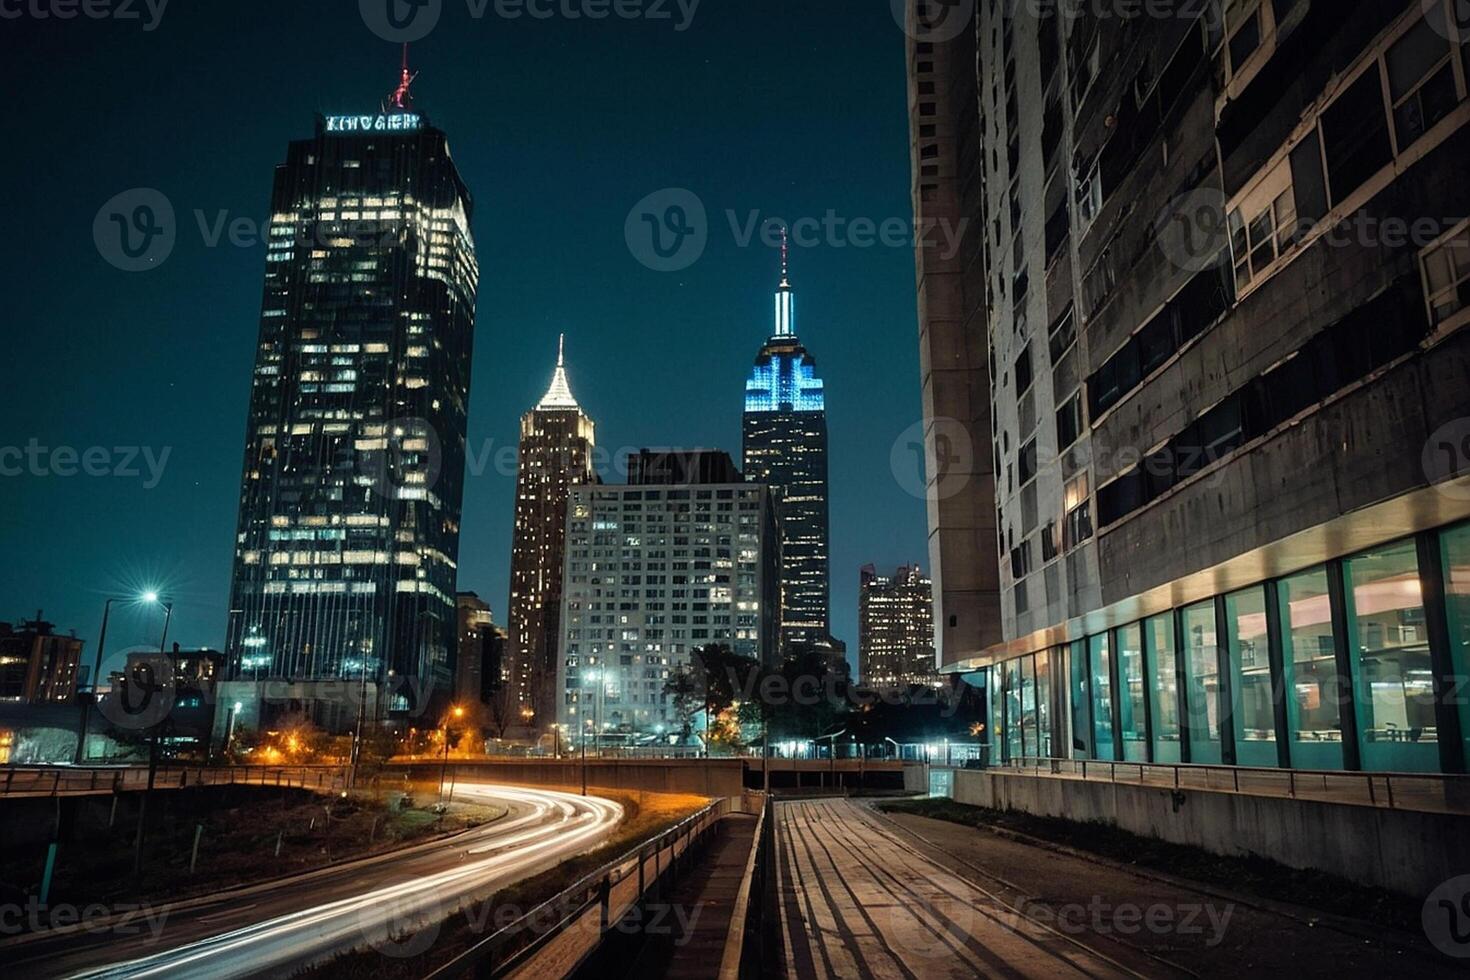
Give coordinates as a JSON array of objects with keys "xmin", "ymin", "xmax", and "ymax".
[
  {"xmin": 1056, "ymin": 394, "xmax": 1083, "ymax": 450},
  {"xmin": 1344, "ymin": 539, "xmax": 1438, "ymax": 772},
  {"xmin": 1320, "ymin": 69, "xmax": 1394, "ymax": 206},
  {"xmin": 1226, "ymin": 585, "xmax": 1278, "ymax": 766},
  {"xmin": 1278, "ymin": 566, "xmax": 1345, "ymax": 770},
  {"xmin": 1117, "ymin": 623, "xmax": 1148, "ymax": 762},
  {"xmin": 1063, "ymin": 473, "xmax": 1093, "ymax": 549},
  {"xmin": 1089, "ymin": 633, "xmax": 1115, "ymax": 761},
  {"xmin": 1068, "ymin": 639, "xmax": 1091, "ymax": 758},
  {"xmin": 1422, "ymin": 222, "xmax": 1470, "ymax": 326},
  {"xmin": 1182, "ymin": 600, "xmax": 1223, "ymax": 763},
  {"xmin": 1228, "ymin": 159, "xmax": 1296, "ymax": 293},
  {"xmin": 1035, "ymin": 648, "xmax": 1054, "ymax": 758},
  {"xmin": 1018, "ymin": 438, "xmax": 1038, "ymax": 486},
  {"xmin": 1147, "ymin": 614, "xmax": 1182, "ymax": 763},
  {"xmin": 1386, "ymin": 10, "xmax": 1457, "ymax": 153}
]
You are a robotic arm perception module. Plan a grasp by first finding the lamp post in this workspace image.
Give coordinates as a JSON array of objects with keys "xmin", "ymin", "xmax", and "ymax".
[
  {"xmin": 76, "ymin": 592, "xmax": 166, "ymax": 765},
  {"xmin": 439, "ymin": 705, "xmax": 463, "ymax": 806}
]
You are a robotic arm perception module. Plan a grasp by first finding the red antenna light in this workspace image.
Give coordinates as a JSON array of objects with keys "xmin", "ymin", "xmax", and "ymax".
[{"xmin": 388, "ymin": 42, "xmax": 418, "ymax": 111}]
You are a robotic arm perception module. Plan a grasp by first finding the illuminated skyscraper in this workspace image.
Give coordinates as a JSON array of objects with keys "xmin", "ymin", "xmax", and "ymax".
[
  {"xmin": 222, "ymin": 61, "xmax": 478, "ymax": 732},
  {"xmin": 506, "ymin": 338, "xmax": 597, "ymax": 731},
  {"xmin": 859, "ymin": 564, "xmax": 938, "ymax": 692},
  {"xmin": 742, "ymin": 239, "xmax": 830, "ymax": 653}
]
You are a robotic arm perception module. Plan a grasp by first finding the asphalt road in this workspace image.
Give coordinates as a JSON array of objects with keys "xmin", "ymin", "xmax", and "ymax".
[{"xmin": 0, "ymin": 784, "xmax": 623, "ymax": 979}]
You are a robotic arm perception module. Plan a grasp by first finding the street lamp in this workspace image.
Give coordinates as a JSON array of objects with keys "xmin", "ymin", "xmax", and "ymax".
[
  {"xmin": 75, "ymin": 591, "xmax": 164, "ymax": 765},
  {"xmin": 439, "ymin": 705, "xmax": 464, "ymax": 806}
]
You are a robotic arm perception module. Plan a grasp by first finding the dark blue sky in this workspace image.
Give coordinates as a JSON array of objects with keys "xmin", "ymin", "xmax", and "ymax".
[{"xmin": 1, "ymin": 0, "xmax": 929, "ymax": 676}]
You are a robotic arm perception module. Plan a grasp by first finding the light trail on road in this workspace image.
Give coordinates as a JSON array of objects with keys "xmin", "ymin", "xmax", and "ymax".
[{"xmin": 1, "ymin": 784, "xmax": 622, "ymax": 980}]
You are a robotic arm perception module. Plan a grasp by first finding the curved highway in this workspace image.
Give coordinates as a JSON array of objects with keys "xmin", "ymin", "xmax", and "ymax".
[{"xmin": 0, "ymin": 784, "xmax": 623, "ymax": 979}]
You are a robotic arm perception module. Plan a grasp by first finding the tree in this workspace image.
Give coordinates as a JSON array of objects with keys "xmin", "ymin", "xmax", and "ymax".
[{"xmin": 661, "ymin": 644, "xmax": 759, "ymax": 750}]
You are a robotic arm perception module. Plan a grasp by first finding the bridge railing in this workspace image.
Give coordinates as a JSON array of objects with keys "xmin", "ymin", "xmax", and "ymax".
[
  {"xmin": 423, "ymin": 796, "xmax": 750, "ymax": 980},
  {"xmin": 0, "ymin": 764, "xmax": 349, "ymax": 798},
  {"xmin": 992, "ymin": 756, "xmax": 1470, "ymax": 815}
]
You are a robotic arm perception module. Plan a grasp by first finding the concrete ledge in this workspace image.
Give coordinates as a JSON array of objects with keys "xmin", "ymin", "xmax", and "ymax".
[{"xmin": 952, "ymin": 768, "xmax": 1470, "ymax": 896}]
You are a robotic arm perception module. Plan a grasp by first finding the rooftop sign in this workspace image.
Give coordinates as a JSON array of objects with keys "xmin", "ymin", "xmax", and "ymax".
[{"xmin": 324, "ymin": 113, "xmax": 423, "ymax": 135}]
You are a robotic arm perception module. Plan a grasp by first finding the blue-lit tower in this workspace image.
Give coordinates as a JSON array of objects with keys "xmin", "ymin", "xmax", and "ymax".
[{"xmin": 742, "ymin": 237, "xmax": 830, "ymax": 654}]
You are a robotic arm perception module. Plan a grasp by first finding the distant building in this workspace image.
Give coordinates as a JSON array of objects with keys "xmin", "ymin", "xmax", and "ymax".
[
  {"xmin": 859, "ymin": 566, "xmax": 939, "ymax": 691},
  {"xmin": 742, "ymin": 240, "xmax": 831, "ymax": 651},
  {"xmin": 0, "ymin": 615, "xmax": 83, "ymax": 704},
  {"xmin": 114, "ymin": 645, "xmax": 224, "ymax": 757},
  {"xmin": 506, "ymin": 337, "xmax": 598, "ymax": 733},
  {"xmin": 455, "ymin": 592, "xmax": 503, "ymax": 705},
  {"xmin": 222, "ymin": 62, "xmax": 478, "ymax": 732},
  {"xmin": 557, "ymin": 450, "xmax": 781, "ymax": 738}
]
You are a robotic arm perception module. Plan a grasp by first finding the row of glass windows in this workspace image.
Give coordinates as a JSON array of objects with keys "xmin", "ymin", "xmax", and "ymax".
[{"xmin": 983, "ymin": 521, "xmax": 1470, "ymax": 773}]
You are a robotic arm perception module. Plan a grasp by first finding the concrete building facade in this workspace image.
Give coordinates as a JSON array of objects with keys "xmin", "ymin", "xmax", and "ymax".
[{"xmin": 908, "ymin": 0, "xmax": 1470, "ymax": 773}]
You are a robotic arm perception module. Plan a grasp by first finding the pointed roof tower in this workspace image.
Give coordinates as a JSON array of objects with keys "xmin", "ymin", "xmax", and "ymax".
[
  {"xmin": 774, "ymin": 226, "xmax": 794, "ymax": 337},
  {"xmin": 537, "ymin": 334, "xmax": 580, "ymax": 409}
]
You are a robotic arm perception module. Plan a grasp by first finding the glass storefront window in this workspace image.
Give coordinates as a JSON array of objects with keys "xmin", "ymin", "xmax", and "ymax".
[
  {"xmin": 1147, "ymin": 613, "xmax": 1182, "ymax": 762},
  {"xmin": 1444, "ymin": 523, "xmax": 1470, "ymax": 769},
  {"xmin": 1069, "ymin": 640, "xmax": 1091, "ymax": 758},
  {"xmin": 1036, "ymin": 648, "xmax": 1054, "ymax": 758},
  {"xmin": 1226, "ymin": 585, "xmax": 1278, "ymax": 766},
  {"xmin": 1278, "ymin": 566, "xmax": 1344, "ymax": 770},
  {"xmin": 1182, "ymin": 601, "xmax": 1222, "ymax": 763},
  {"xmin": 986, "ymin": 665, "xmax": 1004, "ymax": 766},
  {"xmin": 1020, "ymin": 655, "xmax": 1038, "ymax": 759},
  {"xmin": 1345, "ymin": 539, "xmax": 1437, "ymax": 772},
  {"xmin": 1005, "ymin": 658, "xmax": 1024, "ymax": 763},
  {"xmin": 1117, "ymin": 623, "xmax": 1149, "ymax": 761},
  {"xmin": 1090, "ymin": 633, "xmax": 1115, "ymax": 761}
]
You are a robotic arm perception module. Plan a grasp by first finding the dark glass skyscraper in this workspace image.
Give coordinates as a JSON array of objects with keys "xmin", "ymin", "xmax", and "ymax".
[
  {"xmin": 742, "ymin": 244, "xmax": 830, "ymax": 651},
  {"xmin": 222, "ymin": 69, "xmax": 478, "ymax": 732}
]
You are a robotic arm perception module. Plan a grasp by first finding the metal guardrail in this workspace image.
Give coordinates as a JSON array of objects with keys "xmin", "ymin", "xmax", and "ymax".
[
  {"xmin": 0, "ymin": 765, "xmax": 349, "ymax": 798},
  {"xmin": 994, "ymin": 756, "xmax": 1470, "ymax": 814},
  {"xmin": 423, "ymin": 796, "xmax": 738, "ymax": 980}
]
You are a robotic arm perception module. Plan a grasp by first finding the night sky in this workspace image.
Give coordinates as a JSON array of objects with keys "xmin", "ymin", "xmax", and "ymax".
[{"xmin": 1, "ymin": 1, "xmax": 928, "ymax": 677}]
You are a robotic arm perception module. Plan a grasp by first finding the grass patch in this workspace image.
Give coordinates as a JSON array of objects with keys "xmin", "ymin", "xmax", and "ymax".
[
  {"xmin": 298, "ymin": 789, "xmax": 711, "ymax": 980},
  {"xmin": 878, "ymin": 797, "xmax": 1421, "ymax": 931}
]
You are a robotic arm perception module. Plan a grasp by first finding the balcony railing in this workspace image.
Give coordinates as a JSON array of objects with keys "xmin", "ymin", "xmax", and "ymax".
[{"xmin": 0, "ymin": 764, "xmax": 349, "ymax": 798}]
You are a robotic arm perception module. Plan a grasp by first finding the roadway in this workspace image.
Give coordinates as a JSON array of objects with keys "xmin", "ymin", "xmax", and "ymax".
[{"xmin": 0, "ymin": 784, "xmax": 623, "ymax": 979}]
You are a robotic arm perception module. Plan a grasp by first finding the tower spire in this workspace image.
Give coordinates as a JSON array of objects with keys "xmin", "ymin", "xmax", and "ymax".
[
  {"xmin": 537, "ymin": 335, "xmax": 579, "ymax": 409},
  {"xmin": 557, "ymin": 332, "xmax": 565, "ymax": 368},
  {"xmin": 388, "ymin": 43, "xmax": 418, "ymax": 111},
  {"xmin": 774, "ymin": 227, "xmax": 794, "ymax": 337}
]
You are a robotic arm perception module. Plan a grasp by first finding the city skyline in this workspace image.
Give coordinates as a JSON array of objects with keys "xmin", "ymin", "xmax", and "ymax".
[{"xmin": 1, "ymin": 4, "xmax": 929, "ymax": 681}]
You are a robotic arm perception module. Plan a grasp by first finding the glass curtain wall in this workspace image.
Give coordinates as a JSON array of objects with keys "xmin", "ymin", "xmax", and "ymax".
[
  {"xmin": 1035, "ymin": 648, "xmax": 1054, "ymax": 757},
  {"xmin": 1090, "ymin": 633, "xmax": 1116, "ymax": 761},
  {"xmin": 1069, "ymin": 639, "xmax": 1092, "ymax": 758},
  {"xmin": 1147, "ymin": 613, "xmax": 1182, "ymax": 762},
  {"xmin": 1226, "ymin": 586, "xmax": 1278, "ymax": 766},
  {"xmin": 1443, "ymin": 523, "xmax": 1470, "ymax": 766},
  {"xmin": 1005, "ymin": 658, "xmax": 1024, "ymax": 762},
  {"xmin": 1345, "ymin": 540, "xmax": 1437, "ymax": 771},
  {"xmin": 1278, "ymin": 566, "xmax": 1345, "ymax": 769},
  {"xmin": 1020, "ymin": 655, "xmax": 1038, "ymax": 759}
]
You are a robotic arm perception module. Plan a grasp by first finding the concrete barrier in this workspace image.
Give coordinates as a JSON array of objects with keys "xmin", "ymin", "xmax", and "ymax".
[
  {"xmin": 390, "ymin": 757, "xmax": 747, "ymax": 798},
  {"xmin": 951, "ymin": 768, "xmax": 1470, "ymax": 897}
]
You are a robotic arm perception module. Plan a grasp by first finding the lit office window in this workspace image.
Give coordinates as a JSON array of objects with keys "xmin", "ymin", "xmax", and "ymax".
[
  {"xmin": 1117, "ymin": 623, "xmax": 1148, "ymax": 762},
  {"xmin": 1278, "ymin": 566, "xmax": 1344, "ymax": 770},
  {"xmin": 1345, "ymin": 539, "xmax": 1438, "ymax": 772},
  {"xmin": 1182, "ymin": 601, "xmax": 1223, "ymax": 763},
  {"xmin": 1227, "ymin": 585, "xmax": 1277, "ymax": 766},
  {"xmin": 1147, "ymin": 614, "xmax": 1182, "ymax": 762}
]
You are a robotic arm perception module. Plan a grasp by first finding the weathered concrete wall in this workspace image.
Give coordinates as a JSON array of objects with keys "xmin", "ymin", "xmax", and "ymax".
[
  {"xmin": 392, "ymin": 758, "xmax": 746, "ymax": 799},
  {"xmin": 952, "ymin": 769, "xmax": 1470, "ymax": 898}
]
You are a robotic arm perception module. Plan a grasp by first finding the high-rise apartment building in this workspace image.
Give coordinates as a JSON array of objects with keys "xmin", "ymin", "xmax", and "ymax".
[
  {"xmin": 859, "ymin": 564, "xmax": 939, "ymax": 692},
  {"xmin": 0, "ymin": 616, "xmax": 83, "ymax": 704},
  {"xmin": 222, "ymin": 67, "xmax": 478, "ymax": 732},
  {"xmin": 455, "ymin": 591, "xmax": 495, "ymax": 705},
  {"xmin": 742, "ymin": 243, "xmax": 831, "ymax": 651},
  {"xmin": 506, "ymin": 338, "xmax": 596, "ymax": 732},
  {"xmin": 908, "ymin": 0, "xmax": 1470, "ymax": 774},
  {"xmin": 557, "ymin": 450, "xmax": 781, "ymax": 737}
]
